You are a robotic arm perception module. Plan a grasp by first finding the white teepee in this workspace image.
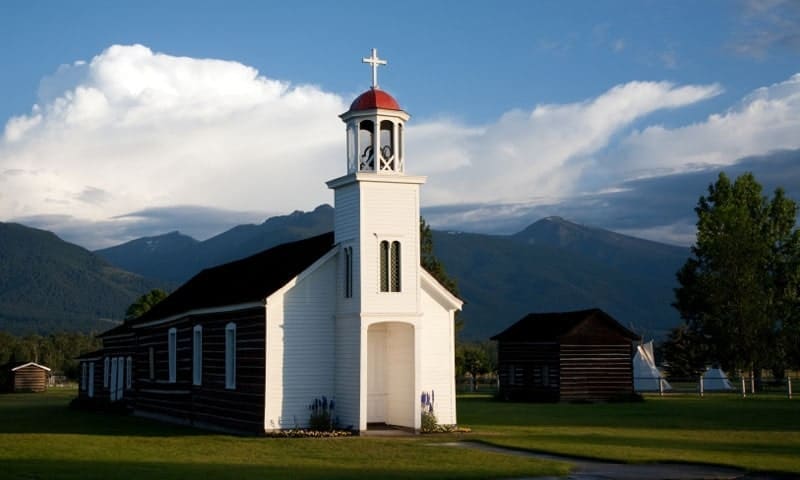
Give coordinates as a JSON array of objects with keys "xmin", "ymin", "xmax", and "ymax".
[
  {"xmin": 702, "ymin": 367, "xmax": 734, "ymax": 391},
  {"xmin": 633, "ymin": 341, "xmax": 671, "ymax": 392}
]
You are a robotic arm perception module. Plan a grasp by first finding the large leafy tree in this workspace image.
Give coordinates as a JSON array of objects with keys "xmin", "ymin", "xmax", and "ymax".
[
  {"xmin": 125, "ymin": 289, "xmax": 168, "ymax": 322},
  {"xmin": 673, "ymin": 172, "xmax": 800, "ymax": 377}
]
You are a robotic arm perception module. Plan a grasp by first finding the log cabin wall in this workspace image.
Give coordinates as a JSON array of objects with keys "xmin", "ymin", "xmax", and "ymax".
[
  {"xmin": 133, "ymin": 307, "xmax": 265, "ymax": 434},
  {"xmin": 558, "ymin": 315, "xmax": 635, "ymax": 401},
  {"xmin": 12, "ymin": 365, "xmax": 48, "ymax": 392},
  {"xmin": 497, "ymin": 342, "xmax": 560, "ymax": 401},
  {"xmin": 558, "ymin": 344, "xmax": 634, "ymax": 401}
]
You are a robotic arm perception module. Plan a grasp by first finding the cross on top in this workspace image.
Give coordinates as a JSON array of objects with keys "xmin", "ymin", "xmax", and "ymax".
[{"xmin": 362, "ymin": 48, "xmax": 387, "ymax": 89}]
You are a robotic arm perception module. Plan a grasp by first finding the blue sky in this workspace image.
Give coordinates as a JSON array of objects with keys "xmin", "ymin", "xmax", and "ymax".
[{"xmin": 1, "ymin": 0, "xmax": 800, "ymax": 249}]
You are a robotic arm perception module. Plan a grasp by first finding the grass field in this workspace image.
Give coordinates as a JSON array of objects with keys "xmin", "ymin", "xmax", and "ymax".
[
  {"xmin": 461, "ymin": 393, "xmax": 800, "ymax": 474},
  {"xmin": 0, "ymin": 389, "xmax": 567, "ymax": 480},
  {"xmin": 0, "ymin": 390, "xmax": 798, "ymax": 479}
]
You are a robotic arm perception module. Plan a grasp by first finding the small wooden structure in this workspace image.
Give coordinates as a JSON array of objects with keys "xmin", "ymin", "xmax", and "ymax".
[
  {"xmin": 492, "ymin": 308, "xmax": 639, "ymax": 402},
  {"xmin": 6, "ymin": 362, "xmax": 51, "ymax": 393}
]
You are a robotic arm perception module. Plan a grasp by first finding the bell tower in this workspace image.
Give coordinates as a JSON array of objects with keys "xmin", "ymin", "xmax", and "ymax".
[
  {"xmin": 327, "ymin": 48, "xmax": 425, "ymax": 315},
  {"xmin": 340, "ymin": 48, "xmax": 409, "ymax": 175}
]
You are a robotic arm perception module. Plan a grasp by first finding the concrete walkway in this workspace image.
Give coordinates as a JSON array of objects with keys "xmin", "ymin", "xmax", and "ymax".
[{"xmin": 436, "ymin": 441, "xmax": 778, "ymax": 480}]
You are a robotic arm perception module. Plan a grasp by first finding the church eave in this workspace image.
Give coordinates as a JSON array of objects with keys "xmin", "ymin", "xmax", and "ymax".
[{"xmin": 326, "ymin": 172, "xmax": 426, "ymax": 189}]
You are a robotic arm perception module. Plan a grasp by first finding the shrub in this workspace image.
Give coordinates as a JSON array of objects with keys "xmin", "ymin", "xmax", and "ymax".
[{"xmin": 308, "ymin": 396, "xmax": 335, "ymax": 431}]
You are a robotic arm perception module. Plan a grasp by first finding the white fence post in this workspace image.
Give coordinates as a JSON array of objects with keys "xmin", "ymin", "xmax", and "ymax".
[
  {"xmin": 789, "ymin": 377, "xmax": 793, "ymax": 400},
  {"xmin": 658, "ymin": 377, "xmax": 664, "ymax": 397},
  {"xmin": 741, "ymin": 377, "xmax": 747, "ymax": 398},
  {"xmin": 750, "ymin": 374, "xmax": 755, "ymax": 394},
  {"xmin": 699, "ymin": 376, "xmax": 704, "ymax": 397}
]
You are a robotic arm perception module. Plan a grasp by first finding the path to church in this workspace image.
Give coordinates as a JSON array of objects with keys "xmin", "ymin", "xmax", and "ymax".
[{"xmin": 436, "ymin": 441, "xmax": 793, "ymax": 480}]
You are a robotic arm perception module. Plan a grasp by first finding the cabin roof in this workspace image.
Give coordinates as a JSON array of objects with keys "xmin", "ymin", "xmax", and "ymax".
[
  {"xmin": 129, "ymin": 232, "xmax": 336, "ymax": 326},
  {"xmin": 9, "ymin": 361, "xmax": 51, "ymax": 372},
  {"xmin": 490, "ymin": 308, "xmax": 640, "ymax": 342}
]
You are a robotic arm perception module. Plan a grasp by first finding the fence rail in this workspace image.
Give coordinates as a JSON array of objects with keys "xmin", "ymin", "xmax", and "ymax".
[
  {"xmin": 456, "ymin": 374, "xmax": 794, "ymax": 398},
  {"xmin": 635, "ymin": 376, "xmax": 794, "ymax": 398}
]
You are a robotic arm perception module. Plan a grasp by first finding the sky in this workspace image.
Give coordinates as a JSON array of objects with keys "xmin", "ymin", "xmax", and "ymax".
[{"xmin": 1, "ymin": 0, "xmax": 800, "ymax": 249}]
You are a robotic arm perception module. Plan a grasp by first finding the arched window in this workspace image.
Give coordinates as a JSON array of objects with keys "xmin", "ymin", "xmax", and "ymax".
[
  {"xmin": 88, "ymin": 362, "xmax": 95, "ymax": 398},
  {"xmin": 344, "ymin": 246, "xmax": 353, "ymax": 298},
  {"xmin": 391, "ymin": 241, "xmax": 401, "ymax": 292},
  {"xmin": 148, "ymin": 347, "xmax": 155, "ymax": 380},
  {"xmin": 225, "ymin": 322, "xmax": 236, "ymax": 390},
  {"xmin": 379, "ymin": 240, "xmax": 401, "ymax": 292},
  {"xmin": 168, "ymin": 327, "xmax": 177, "ymax": 383},
  {"xmin": 193, "ymin": 325, "xmax": 203, "ymax": 386},
  {"xmin": 379, "ymin": 120, "xmax": 395, "ymax": 171},
  {"xmin": 358, "ymin": 120, "xmax": 375, "ymax": 171},
  {"xmin": 103, "ymin": 357, "xmax": 109, "ymax": 388},
  {"xmin": 126, "ymin": 356, "xmax": 133, "ymax": 390}
]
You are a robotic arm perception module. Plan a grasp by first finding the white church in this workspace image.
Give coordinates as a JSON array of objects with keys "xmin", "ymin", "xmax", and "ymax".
[{"xmin": 78, "ymin": 49, "xmax": 463, "ymax": 434}]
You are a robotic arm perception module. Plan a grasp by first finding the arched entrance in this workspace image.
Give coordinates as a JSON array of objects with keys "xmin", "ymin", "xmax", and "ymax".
[{"xmin": 367, "ymin": 322, "xmax": 415, "ymax": 429}]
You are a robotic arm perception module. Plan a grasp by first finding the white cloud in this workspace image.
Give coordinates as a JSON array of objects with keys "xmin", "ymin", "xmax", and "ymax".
[
  {"xmin": 414, "ymin": 80, "xmax": 722, "ymax": 205},
  {"xmin": 3, "ymin": 43, "xmax": 799, "ymax": 249},
  {"xmin": 0, "ymin": 44, "xmax": 345, "ymax": 230},
  {"xmin": 603, "ymin": 73, "xmax": 800, "ymax": 180}
]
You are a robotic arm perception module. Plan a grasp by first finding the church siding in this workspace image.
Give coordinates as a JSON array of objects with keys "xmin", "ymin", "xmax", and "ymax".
[
  {"xmin": 265, "ymin": 256, "xmax": 337, "ymax": 430},
  {"xmin": 334, "ymin": 314, "xmax": 361, "ymax": 430},
  {"xmin": 359, "ymin": 181, "xmax": 421, "ymax": 314},
  {"xmin": 419, "ymin": 288, "xmax": 457, "ymax": 425},
  {"xmin": 333, "ymin": 183, "xmax": 360, "ymax": 244},
  {"xmin": 133, "ymin": 307, "xmax": 266, "ymax": 433}
]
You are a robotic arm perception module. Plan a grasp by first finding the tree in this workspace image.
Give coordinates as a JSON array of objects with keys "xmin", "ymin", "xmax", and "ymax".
[
  {"xmin": 420, "ymin": 218, "xmax": 463, "ymax": 333},
  {"xmin": 673, "ymin": 172, "xmax": 800, "ymax": 380},
  {"xmin": 455, "ymin": 342, "xmax": 492, "ymax": 391},
  {"xmin": 125, "ymin": 289, "xmax": 168, "ymax": 322},
  {"xmin": 660, "ymin": 324, "xmax": 707, "ymax": 379},
  {"xmin": 420, "ymin": 218, "xmax": 459, "ymax": 295}
]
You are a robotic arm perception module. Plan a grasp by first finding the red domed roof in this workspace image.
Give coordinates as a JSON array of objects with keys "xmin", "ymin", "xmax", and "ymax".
[{"xmin": 349, "ymin": 88, "xmax": 401, "ymax": 111}]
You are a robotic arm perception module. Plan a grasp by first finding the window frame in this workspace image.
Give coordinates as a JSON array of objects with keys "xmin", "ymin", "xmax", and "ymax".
[
  {"xmin": 126, "ymin": 355, "xmax": 133, "ymax": 390},
  {"xmin": 168, "ymin": 327, "xmax": 177, "ymax": 383},
  {"xmin": 379, "ymin": 239, "xmax": 401, "ymax": 292},
  {"xmin": 225, "ymin": 322, "xmax": 236, "ymax": 390},
  {"xmin": 344, "ymin": 246, "xmax": 353, "ymax": 298},
  {"xmin": 148, "ymin": 346, "xmax": 155, "ymax": 380},
  {"xmin": 193, "ymin": 325, "xmax": 203, "ymax": 386},
  {"xmin": 103, "ymin": 356, "xmax": 109, "ymax": 388}
]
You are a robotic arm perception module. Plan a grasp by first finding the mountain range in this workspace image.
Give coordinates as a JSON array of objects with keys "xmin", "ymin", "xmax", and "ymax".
[
  {"xmin": 93, "ymin": 205, "xmax": 689, "ymax": 340},
  {"xmin": 0, "ymin": 222, "xmax": 165, "ymax": 333},
  {"xmin": 0, "ymin": 206, "xmax": 689, "ymax": 339}
]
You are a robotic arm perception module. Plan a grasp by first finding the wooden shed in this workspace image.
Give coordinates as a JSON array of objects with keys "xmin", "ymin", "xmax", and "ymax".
[
  {"xmin": 6, "ymin": 362, "xmax": 51, "ymax": 393},
  {"xmin": 492, "ymin": 308, "xmax": 639, "ymax": 402}
]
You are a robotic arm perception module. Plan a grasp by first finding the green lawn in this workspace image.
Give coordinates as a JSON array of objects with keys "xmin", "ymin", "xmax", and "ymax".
[
  {"xmin": 0, "ymin": 389, "xmax": 567, "ymax": 480},
  {"xmin": 1, "ymin": 390, "xmax": 798, "ymax": 479},
  {"xmin": 460, "ymin": 393, "xmax": 800, "ymax": 474}
]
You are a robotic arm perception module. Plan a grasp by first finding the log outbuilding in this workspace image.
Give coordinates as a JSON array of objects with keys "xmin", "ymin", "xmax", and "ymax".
[
  {"xmin": 4, "ymin": 362, "xmax": 51, "ymax": 393},
  {"xmin": 492, "ymin": 308, "xmax": 639, "ymax": 402}
]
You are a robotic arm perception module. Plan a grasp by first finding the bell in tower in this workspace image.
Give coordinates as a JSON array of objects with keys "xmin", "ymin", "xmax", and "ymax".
[{"xmin": 340, "ymin": 48, "xmax": 409, "ymax": 175}]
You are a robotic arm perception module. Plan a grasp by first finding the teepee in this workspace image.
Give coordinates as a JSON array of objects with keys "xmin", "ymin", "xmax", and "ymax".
[
  {"xmin": 633, "ymin": 341, "xmax": 671, "ymax": 392},
  {"xmin": 702, "ymin": 367, "xmax": 734, "ymax": 391}
]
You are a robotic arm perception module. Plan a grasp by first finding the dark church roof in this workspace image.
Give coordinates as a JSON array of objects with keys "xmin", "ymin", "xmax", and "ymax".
[
  {"xmin": 97, "ymin": 322, "xmax": 133, "ymax": 338},
  {"xmin": 491, "ymin": 308, "xmax": 639, "ymax": 342},
  {"xmin": 130, "ymin": 232, "xmax": 336, "ymax": 326},
  {"xmin": 75, "ymin": 349, "xmax": 104, "ymax": 361}
]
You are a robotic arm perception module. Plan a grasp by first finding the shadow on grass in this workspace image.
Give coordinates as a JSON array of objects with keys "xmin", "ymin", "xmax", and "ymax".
[
  {"xmin": 0, "ymin": 457, "xmax": 518, "ymax": 480},
  {"xmin": 0, "ymin": 392, "xmax": 202, "ymax": 437}
]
